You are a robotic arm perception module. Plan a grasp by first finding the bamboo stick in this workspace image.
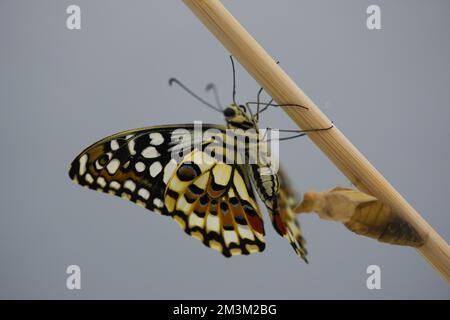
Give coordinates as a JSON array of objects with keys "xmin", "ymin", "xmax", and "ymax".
[{"xmin": 182, "ymin": 0, "xmax": 450, "ymax": 282}]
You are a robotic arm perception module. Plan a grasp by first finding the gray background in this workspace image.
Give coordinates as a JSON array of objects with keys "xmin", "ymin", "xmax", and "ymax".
[{"xmin": 0, "ymin": 0, "xmax": 449, "ymax": 299}]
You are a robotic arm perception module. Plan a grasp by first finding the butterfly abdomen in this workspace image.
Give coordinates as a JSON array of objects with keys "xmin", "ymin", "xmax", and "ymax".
[
  {"xmin": 249, "ymin": 163, "xmax": 308, "ymax": 262},
  {"xmin": 249, "ymin": 165, "xmax": 279, "ymax": 208},
  {"xmin": 249, "ymin": 164, "xmax": 291, "ymax": 237}
]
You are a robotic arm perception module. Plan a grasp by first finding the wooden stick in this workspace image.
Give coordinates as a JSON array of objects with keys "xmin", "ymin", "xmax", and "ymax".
[{"xmin": 183, "ymin": 0, "xmax": 450, "ymax": 282}]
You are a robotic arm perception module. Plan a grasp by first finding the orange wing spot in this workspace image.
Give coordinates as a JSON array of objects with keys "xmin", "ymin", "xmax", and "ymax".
[
  {"xmin": 247, "ymin": 215, "xmax": 264, "ymax": 234},
  {"xmin": 207, "ymin": 186, "xmax": 226, "ymax": 199},
  {"xmin": 230, "ymin": 206, "xmax": 246, "ymax": 223},
  {"xmin": 220, "ymin": 203, "xmax": 235, "ymax": 229},
  {"xmin": 274, "ymin": 214, "xmax": 288, "ymax": 235},
  {"xmin": 193, "ymin": 200, "xmax": 208, "ymax": 216},
  {"xmin": 87, "ymin": 145, "xmax": 105, "ymax": 162}
]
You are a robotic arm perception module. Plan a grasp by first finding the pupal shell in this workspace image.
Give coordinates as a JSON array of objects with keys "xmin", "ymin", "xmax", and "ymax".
[{"xmin": 295, "ymin": 187, "xmax": 425, "ymax": 248}]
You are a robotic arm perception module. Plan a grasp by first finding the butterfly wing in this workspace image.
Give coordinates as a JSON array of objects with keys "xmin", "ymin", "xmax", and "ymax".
[
  {"xmin": 165, "ymin": 149, "xmax": 265, "ymax": 256},
  {"xmin": 271, "ymin": 167, "xmax": 308, "ymax": 262},
  {"xmin": 69, "ymin": 124, "xmax": 196, "ymax": 216},
  {"xmin": 69, "ymin": 124, "xmax": 265, "ymax": 257}
]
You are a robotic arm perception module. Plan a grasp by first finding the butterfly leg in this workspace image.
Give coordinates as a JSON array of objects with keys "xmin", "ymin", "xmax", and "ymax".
[
  {"xmin": 246, "ymin": 101, "xmax": 309, "ymax": 126},
  {"xmin": 266, "ymin": 124, "xmax": 334, "ymax": 142},
  {"xmin": 254, "ymin": 59, "xmax": 281, "ymax": 121}
]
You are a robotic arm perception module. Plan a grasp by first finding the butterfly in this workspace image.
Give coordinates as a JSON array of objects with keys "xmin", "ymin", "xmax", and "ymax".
[{"xmin": 69, "ymin": 59, "xmax": 310, "ymax": 261}]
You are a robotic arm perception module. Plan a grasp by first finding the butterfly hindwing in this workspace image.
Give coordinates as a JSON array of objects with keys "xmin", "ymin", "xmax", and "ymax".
[
  {"xmin": 269, "ymin": 167, "xmax": 308, "ymax": 262},
  {"xmin": 165, "ymin": 149, "xmax": 265, "ymax": 256},
  {"xmin": 69, "ymin": 124, "xmax": 266, "ymax": 257}
]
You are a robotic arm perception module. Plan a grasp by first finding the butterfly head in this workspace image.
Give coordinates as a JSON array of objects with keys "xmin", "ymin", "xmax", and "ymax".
[{"xmin": 223, "ymin": 103, "xmax": 255, "ymax": 129}]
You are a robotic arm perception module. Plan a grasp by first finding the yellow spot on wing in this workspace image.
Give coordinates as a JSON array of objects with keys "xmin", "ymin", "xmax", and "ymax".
[
  {"xmin": 212, "ymin": 163, "xmax": 232, "ymax": 186},
  {"xmin": 188, "ymin": 213, "xmax": 204, "ymax": 228},
  {"xmin": 233, "ymin": 172, "xmax": 249, "ymax": 201},
  {"xmin": 230, "ymin": 248, "xmax": 242, "ymax": 255},
  {"xmin": 174, "ymin": 216, "xmax": 186, "ymax": 230},
  {"xmin": 165, "ymin": 196, "xmax": 176, "ymax": 212},
  {"xmin": 245, "ymin": 244, "xmax": 260, "ymax": 253},
  {"xmin": 223, "ymin": 230, "xmax": 239, "ymax": 246},
  {"xmin": 191, "ymin": 231, "xmax": 204, "ymax": 241},
  {"xmin": 209, "ymin": 240, "xmax": 222, "ymax": 253},
  {"xmin": 176, "ymin": 195, "xmax": 194, "ymax": 213},
  {"xmin": 136, "ymin": 200, "xmax": 146, "ymax": 208},
  {"xmin": 193, "ymin": 173, "xmax": 209, "ymax": 190}
]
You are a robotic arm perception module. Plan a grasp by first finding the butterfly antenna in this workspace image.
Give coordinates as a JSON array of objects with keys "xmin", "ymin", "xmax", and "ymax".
[
  {"xmin": 169, "ymin": 77, "xmax": 222, "ymax": 113},
  {"xmin": 230, "ymin": 55, "xmax": 237, "ymax": 105},
  {"xmin": 205, "ymin": 83, "xmax": 223, "ymax": 111}
]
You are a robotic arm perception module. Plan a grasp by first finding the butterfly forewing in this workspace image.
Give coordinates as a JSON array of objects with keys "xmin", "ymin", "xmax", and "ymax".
[{"xmin": 69, "ymin": 125, "xmax": 188, "ymax": 215}]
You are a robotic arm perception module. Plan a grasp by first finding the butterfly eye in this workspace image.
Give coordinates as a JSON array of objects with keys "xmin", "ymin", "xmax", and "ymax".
[{"xmin": 223, "ymin": 107, "xmax": 236, "ymax": 117}]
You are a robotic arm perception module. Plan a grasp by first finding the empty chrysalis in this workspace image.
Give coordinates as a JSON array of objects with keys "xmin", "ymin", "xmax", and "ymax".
[{"xmin": 295, "ymin": 187, "xmax": 426, "ymax": 248}]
